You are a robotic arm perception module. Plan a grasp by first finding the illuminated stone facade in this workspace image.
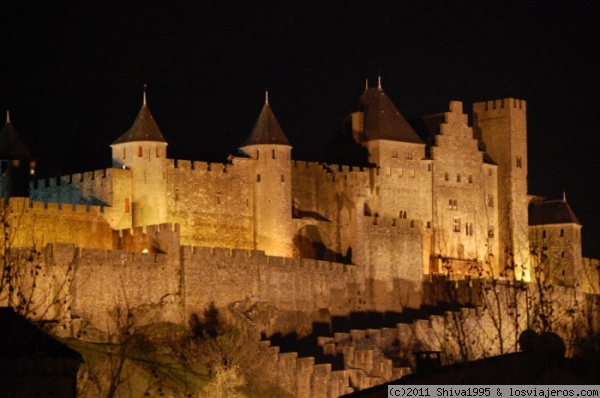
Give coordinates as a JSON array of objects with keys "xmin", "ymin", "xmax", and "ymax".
[{"xmin": 1, "ymin": 86, "xmax": 588, "ymax": 295}]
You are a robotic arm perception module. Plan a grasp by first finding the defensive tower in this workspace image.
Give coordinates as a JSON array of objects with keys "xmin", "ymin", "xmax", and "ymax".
[
  {"xmin": 239, "ymin": 92, "xmax": 293, "ymax": 257},
  {"xmin": 110, "ymin": 89, "xmax": 168, "ymax": 228},
  {"xmin": 473, "ymin": 98, "xmax": 530, "ymax": 281}
]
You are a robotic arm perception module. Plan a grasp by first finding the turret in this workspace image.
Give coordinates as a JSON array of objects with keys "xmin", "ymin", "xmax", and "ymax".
[
  {"xmin": 0, "ymin": 111, "xmax": 36, "ymax": 201},
  {"xmin": 110, "ymin": 89, "xmax": 168, "ymax": 228},
  {"xmin": 239, "ymin": 92, "xmax": 293, "ymax": 257},
  {"xmin": 473, "ymin": 98, "xmax": 529, "ymax": 281}
]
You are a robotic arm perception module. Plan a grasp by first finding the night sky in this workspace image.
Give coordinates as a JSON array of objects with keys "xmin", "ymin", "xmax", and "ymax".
[{"xmin": 1, "ymin": 2, "xmax": 598, "ymax": 257}]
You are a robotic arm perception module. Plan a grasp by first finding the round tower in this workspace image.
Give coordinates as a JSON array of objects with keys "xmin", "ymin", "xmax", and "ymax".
[
  {"xmin": 239, "ymin": 92, "xmax": 293, "ymax": 257},
  {"xmin": 0, "ymin": 111, "xmax": 36, "ymax": 201},
  {"xmin": 110, "ymin": 89, "xmax": 168, "ymax": 228}
]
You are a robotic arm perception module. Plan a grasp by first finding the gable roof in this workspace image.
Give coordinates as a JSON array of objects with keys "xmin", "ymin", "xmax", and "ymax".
[
  {"xmin": 529, "ymin": 199, "xmax": 581, "ymax": 226},
  {"xmin": 241, "ymin": 101, "xmax": 290, "ymax": 147},
  {"xmin": 0, "ymin": 118, "xmax": 33, "ymax": 161},
  {"xmin": 112, "ymin": 103, "xmax": 166, "ymax": 145},
  {"xmin": 359, "ymin": 87, "xmax": 423, "ymax": 144}
]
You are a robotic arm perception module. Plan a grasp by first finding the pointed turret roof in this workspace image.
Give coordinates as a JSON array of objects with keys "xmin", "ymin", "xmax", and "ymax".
[
  {"xmin": 0, "ymin": 112, "xmax": 33, "ymax": 160},
  {"xmin": 241, "ymin": 93, "xmax": 290, "ymax": 147},
  {"xmin": 112, "ymin": 92, "xmax": 166, "ymax": 145},
  {"xmin": 359, "ymin": 86, "xmax": 423, "ymax": 144},
  {"xmin": 529, "ymin": 198, "xmax": 581, "ymax": 226}
]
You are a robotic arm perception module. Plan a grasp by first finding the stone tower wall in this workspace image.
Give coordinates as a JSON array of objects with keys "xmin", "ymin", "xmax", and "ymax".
[
  {"xmin": 244, "ymin": 145, "xmax": 294, "ymax": 257},
  {"xmin": 112, "ymin": 141, "xmax": 168, "ymax": 227},
  {"xmin": 473, "ymin": 98, "xmax": 529, "ymax": 280}
]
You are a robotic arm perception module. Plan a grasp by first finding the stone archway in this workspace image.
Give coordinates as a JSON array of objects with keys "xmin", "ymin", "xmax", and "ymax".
[{"xmin": 293, "ymin": 225, "xmax": 336, "ymax": 261}]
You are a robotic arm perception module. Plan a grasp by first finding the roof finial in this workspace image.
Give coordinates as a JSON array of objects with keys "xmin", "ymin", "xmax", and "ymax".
[
  {"xmin": 563, "ymin": 190, "xmax": 567, "ymax": 202},
  {"xmin": 265, "ymin": 90, "xmax": 269, "ymax": 105},
  {"xmin": 377, "ymin": 73, "xmax": 382, "ymax": 90},
  {"xmin": 143, "ymin": 84, "xmax": 147, "ymax": 106},
  {"xmin": 365, "ymin": 79, "xmax": 369, "ymax": 91},
  {"xmin": 6, "ymin": 110, "xmax": 10, "ymax": 123}
]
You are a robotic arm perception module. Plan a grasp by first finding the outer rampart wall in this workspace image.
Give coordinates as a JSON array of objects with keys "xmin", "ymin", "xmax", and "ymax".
[{"xmin": 182, "ymin": 246, "xmax": 366, "ymax": 320}]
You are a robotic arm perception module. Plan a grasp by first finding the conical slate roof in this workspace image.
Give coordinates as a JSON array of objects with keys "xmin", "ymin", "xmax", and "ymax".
[
  {"xmin": 112, "ymin": 103, "xmax": 166, "ymax": 144},
  {"xmin": 0, "ymin": 115, "xmax": 33, "ymax": 160},
  {"xmin": 360, "ymin": 87, "xmax": 423, "ymax": 144},
  {"xmin": 241, "ymin": 99, "xmax": 290, "ymax": 147},
  {"xmin": 529, "ymin": 199, "xmax": 581, "ymax": 226}
]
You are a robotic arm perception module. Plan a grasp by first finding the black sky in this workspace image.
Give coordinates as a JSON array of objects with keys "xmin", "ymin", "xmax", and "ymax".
[{"xmin": 1, "ymin": 1, "xmax": 599, "ymax": 257}]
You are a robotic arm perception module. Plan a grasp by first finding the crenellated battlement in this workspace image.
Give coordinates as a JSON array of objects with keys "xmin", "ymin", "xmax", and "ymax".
[
  {"xmin": 475, "ymin": 98, "xmax": 526, "ymax": 112},
  {"xmin": 183, "ymin": 244, "xmax": 359, "ymax": 275},
  {"xmin": 293, "ymin": 160, "xmax": 370, "ymax": 175},
  {"xmin": 5, "ymin": 197, "xmax": 106, "ymax": 220},
  {"xmin": 31, "ymin": 168, "xmax": 117, "ymax": 190},
  {"xmin": 167, "ymin": 158, "xmax": 233, "ymax": 174}
]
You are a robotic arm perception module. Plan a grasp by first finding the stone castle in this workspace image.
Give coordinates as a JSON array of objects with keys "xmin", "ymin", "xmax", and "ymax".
[
  {"xmin": 0, "ymin": 82, "xmax": 595, "ymax": 329},
  {"xmin": 2, "ymin": 82, "xmax": 599, "ymax": 395}
]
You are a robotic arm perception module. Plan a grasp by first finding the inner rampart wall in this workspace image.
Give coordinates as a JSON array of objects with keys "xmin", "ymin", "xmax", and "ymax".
[
  {"xmin": 4, "ymin": 197, "xmax": 113, "ymax": 250},
  {"xmin": 166, "ymin": 159, "xmax": 255, "ymax": 249}
]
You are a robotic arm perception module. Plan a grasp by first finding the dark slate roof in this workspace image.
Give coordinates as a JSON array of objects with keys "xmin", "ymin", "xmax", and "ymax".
[
  {"xmin": 0, "ymin": 307, "xmax": 82, "ymax": 361},
  {"xmin": 529, "ymin": 199, "xmax": 581, "ymax": 226},
  {"xmin": 241, "ymin": 101, "xmax": 290, "ymax": 146},
  {"xmin": 359, "ymin": 87, "xmax": 423, "ymax": 144},
  {"xmin": 0, "ymin": 119, "xmax": 33, "ymax": 161},
  {"xmin": 112, "ymin": 104, "xmax": 166, "ymax": 144}
]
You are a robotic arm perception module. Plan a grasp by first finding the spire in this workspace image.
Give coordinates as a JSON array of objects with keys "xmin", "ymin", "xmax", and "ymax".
[
  {"xmin": 112, "ymin": 90, "xmax": 166, "ymax": 144},
  {"xmin": 365, "ymin": 79, "xmax": 369, "ymax": 91},
  {"xmin": 563, "ymin": 190, "xmax": 567, "ymax": 202},
  {"xmin": 377, "ymin": 72, "xmax": 382, "ymax": 90},
  {"xmin": 0, "ymin": 114, "xmax": 33, "ymax": 160},
  {"xmin": 240, "ymin": 94, "xmax": 290, "ymax": 147}
]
